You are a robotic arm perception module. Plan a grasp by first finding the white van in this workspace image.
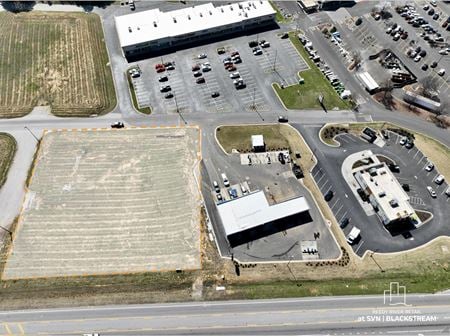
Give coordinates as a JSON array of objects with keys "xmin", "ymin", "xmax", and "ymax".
[
  {"xmin": 213, "ymin": 181, "xmax": 220, "ymax": 193},
  {"xmin": 346, "ymin": 227, "xmax": 361, "ymax": 245},
  {"xmin": 221, "ymin": 173, "xmax": 230, "ymax": 187},
  {"xmin": 240, "ymin": 183, "xmax": 248, "ymax": 195}
]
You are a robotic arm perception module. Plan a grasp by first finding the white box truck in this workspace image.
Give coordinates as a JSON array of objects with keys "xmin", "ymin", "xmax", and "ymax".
[
  {"xmin": 221, "ymin": 173, "xmax": 230, "ymax": 187},
  {"xmin": 346, "ymin": 227, "xmax": 361, "ymax": 245}
]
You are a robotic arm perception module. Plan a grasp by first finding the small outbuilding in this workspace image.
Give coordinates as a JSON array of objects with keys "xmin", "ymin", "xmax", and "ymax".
[{"xmin": 251, "ymin": 135, "xmax": 265, "ymax": 152}]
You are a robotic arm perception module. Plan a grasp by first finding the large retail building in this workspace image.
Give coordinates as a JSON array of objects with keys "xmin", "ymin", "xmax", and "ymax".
[{"xmin": 115, "ymin": 1, "xmax": 276, "ymax": 58}]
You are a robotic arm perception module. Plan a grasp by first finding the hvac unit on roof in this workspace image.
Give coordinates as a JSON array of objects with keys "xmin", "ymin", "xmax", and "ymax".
[
  {"xmin": 200, "ymin": 12, "xmax": 203, "ymax": 17},
  {"xmin": 153, "ymin": 21, "xmax": 157, "ymax": 27},
  {"xmin": 188, "ymin": 15, "xmax": 191, "ymax": 20},
  {"xmin": 209, "ymin": 10, "xmax": 212, "ymax": 15},
  {"xmin": 239, "ymin": 3, "xmax": 243, "ymax": 8},
  {"xmin": 244, "ymin": 12, "xmax": 248, "ymax": 17},
  {"xmin": 128, "ymin": 26, "xmax": 132, "ymax": 32},
  {"xmin": 221, "ymin": 8, "xmax": 224, "ymax": 12},
  {"xmin": 230, "ymin": 5, "xmax": 233, "ymax": 10},
  {"xmin": 173, "ymin": 17, "xmax": 177, "ymax": 23}
]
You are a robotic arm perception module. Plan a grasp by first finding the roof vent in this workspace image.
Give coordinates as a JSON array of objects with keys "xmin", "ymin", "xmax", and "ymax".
[
  {"xmin": 128, "ymin": 26, "xmax": 132, "ymax": 33},
  {"xmin": 188, "ymin": 15, "xmax": 191, "ymax": 20},
  {"xmin": 244, "ymin": 12, "xmax": 248, "ymax": 17},
  {"xmin": 230, "ymin": 5, "xmax": 233, "ymax": 10},
  {"xmin": 239, "ymin": 3, "xmax": 243, "ymax": 8},
  {"xmin": 173, "ymin": 17, "xmax": 177, "ymax": 23},
  {"xmin": 209, "ymin": 10, "xmax": 212, "ymax": 15},
  {"xmin": 221, "ymin": 8, "xmax": 224, "ymax": 12},
  {"xmin": 137, "ymin": 27, "xmax": 140, "ymax": 30},
  {"xmin": 153, "ymin": 21, "xmax": 157, "ymax": 27},
  {"xmin": 200, "ymin": 12, "xmax": 203, "ymax": 17}
]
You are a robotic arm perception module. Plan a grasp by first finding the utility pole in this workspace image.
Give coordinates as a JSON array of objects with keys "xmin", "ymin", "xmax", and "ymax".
[
  {"xmin": 24, "ymin": 126, "xmax": 39, "ymax": 142},
  {"xmin": 174, "ymin": 91, "xmax": 187, "ymax": 125},
  {"xmin": 272, "ymin": 49, "xmax": 278, "ymax": 71}
]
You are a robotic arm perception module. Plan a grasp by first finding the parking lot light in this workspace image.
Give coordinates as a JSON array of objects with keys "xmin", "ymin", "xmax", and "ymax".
[{"xmin": 0, "ymin": 225, "xmax": 13, "ymax": 240}]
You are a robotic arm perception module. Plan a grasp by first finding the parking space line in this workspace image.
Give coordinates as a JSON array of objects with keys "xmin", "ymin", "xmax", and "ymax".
[
  {"xmin": 339, "ymin": 211, "xmax": 348, "ymax": 222},
  {"xmin": 323, "ymin": 184, "xmax": 333, "ymax": 195},
  {"xmin": 335, "ymin": 204, "xmax": 344, "ymax": 217},
  {"xmin": 330, "ymin": 198, "xmax": 340, "ymax": 210},
  {"xmin": 319, "ymin": 179, "xmax": 329, "ymax": 191},
  {"xmin": 354, "ymin": 240, "xmax": 365, "ymax": 254}
]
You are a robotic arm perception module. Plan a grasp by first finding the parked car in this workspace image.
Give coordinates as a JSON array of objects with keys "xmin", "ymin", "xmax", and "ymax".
[
  {"xmin": 111, "ymin": 121, "xmax": 124, "ymax": 129},
  {"xmin": 445, "ymin": 186, "xmax": 450, "ymax": 197},
  {"xmin": 433, "ymin": 13, "xmax": 439, "ymax": 20},
  {"xmin": 405, "ymin": 140, "xmax": 414, "ymax": 149},
  {"xmin": 430, "ymin": 61, "xmax": 438, "ymax": 68},
  {"xmin": 281, "ymin": 32, "xmax": 289, "ymax": 39},
  {"xmin": 156, "ymin": 67, "xmax": 165, "ymax": 73},
  {"xmin": 427, "ymin": 186, "xmax": 437, "ymax": 198},
  {"xmin": 278, "ymin": 152, "xmax": 285, "ymax": 164},
  {"xmin": 355, "ymin": 17, "xmax": 363, "ymax": 26},
  {"xmin": 213, "ymin": 181, "xmax": 220, "ymax": 193},
  {"xmin": 160, "ymin": 85, "xmax": 171, "ymax": 92},
  {"xmin": 414, "ymin": 55, "xmax": 422, "ymax": 62},
  {"xmin": 399, "ymin": 137, "xmax": 407, "ymax": 145},
  {"xmin": 422, "ymin": 63, "xmax": 429, "ymax": 70},
  {"xmin": 217, "ymin": 47, "xmax": 226, "ymax": 55},
  {"xmin": 164, "ymin": 93, "xmax": 173, "ymax": 99},
  {"xmin": 402, "ymin": 183, "xmax": 410, "ymax": 192},
  {"xmin": 388, "ymin": 164, "xmax": 400, "ymax": 173},
  {"xmin": 260, "ymin": 41, "xmax": 270, "ymax": 48},
  {"xmin": 381, "ymin": 130, "xmax": 389, "ymax": 139},
  {"xmin": 158, "ymin": 75, "xmax": 168, "ymax": 82},
  {"xmin": 278, "ymin": 116, "xmax": 288, "ymax": 123},
  {"xmin": 211, "ymin": 91, "xmax": 220, "ymax": 98},
  {"xmin": 419, "ymin": 50, "xmax": 427, "ymax": 57},
  {"xmin": 324, "ymin": 190, "xmax": 334, "ymax": 202},
  {"xmin": 229, "ymin": 71, "xmax": 240, "ymax": 79},
  {"xmin": 192, "ymin": 64, "xmax": 200, "ymax": 71},
  {"xmin": 434, "ymin": 175, "xmax": 445, "ymax": 185},
  {"xmin": 425, "ymin": 162, "xmax": 434, "ymax": 171},
  {"xmin": 233, "ymin": 57, "xmax": 242, "ymax": 64},
  {"xmin": 196, "ymin": 77, "xmax": 205, "ymax": 84},
  {"xmin": 193, "ymin": 71, "xmax": 202, "ymax": 77},
  {"xmin": 437, "ymin": 69, "xmax": 446, "ymax": 76},
  {"xmin": 231, "ymin": 51, "xmax": 240, "ymax": 57},
  {"xmin": 197, "ymin": 53, "xmax": 207, "ymax": 59},
  {"xmin": 340, "ymin": 217, "xmax": 350, "ymax": 229},
  {"xmin": 226, "ymin": 65, "xmax": 237, "ymax": 72}
]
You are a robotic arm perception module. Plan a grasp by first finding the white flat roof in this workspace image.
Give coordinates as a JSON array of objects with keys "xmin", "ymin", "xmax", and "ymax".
[
  {"xmin": 115, "ymin": 1, "xmax": 275, "ymax": 48},
  {"xmin": 251, "ymin": 135, "xmax": 264, "ymax": 147},
  {"xmin": 357, "ymin": 164, "xmax": 414, "ymax": 221},
  {"xmin": 357, "ymin": 71, "xmax": 379, "ymax": 91},
  {"xmin": 217, "ymin": 191, "xmax": 310, "ymax": 236}
]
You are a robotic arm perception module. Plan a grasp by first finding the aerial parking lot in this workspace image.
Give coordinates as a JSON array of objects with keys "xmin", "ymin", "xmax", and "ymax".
[
  {"xmin": 125, "ymin": 28, "xmax": 327, "ymax": 115},
  {"xmin": 3, "ymin": 127, "xmax": 201, "ymax": 279},
  {"xmin": 299, "ymin": 123, "xmax": 450, "ymax": 256}
]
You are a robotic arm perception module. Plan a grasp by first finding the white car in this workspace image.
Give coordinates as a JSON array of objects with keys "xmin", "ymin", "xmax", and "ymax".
[
  {"xmin": 425, "ymin": 162, "xmax": 434, "ymax": 172},
  {"xmin": 399, "ymin": 137, "xmax": 407, "ymax": 145},
  {"xmin": 229, "ymin": 72, "xmax": 240, "ymax": 79},
  {"xmin": 427, "ymin": 186, "xmax": 437, "ymax": 198},
  {"xmin": 437, "ymin": 69, "xmax": 445, "ymax": 76},
  {"xmin": 197, "ymin": 53, "xmax": 207, "ymax": 59},
  {"xmin": 434, "ymin": 174, "xmax": 445, "ymax": 185},
  {"xmin": 414, "ymin": 55, "xmax": 422, "ymax": 62},
  {"xmin": 233, "ymin": 78, "xmax": 244, "ymax": 85},
  {"xmin": 253, "ymin": 49, "xmax": 263, "ymax": 56},
  {"xmin": 445, "ymin": 186, "xmax": 450, "ymax": 197},
  {"xmin": 438, "ymin": 49, "xmax": 448, "ymax": 55}
]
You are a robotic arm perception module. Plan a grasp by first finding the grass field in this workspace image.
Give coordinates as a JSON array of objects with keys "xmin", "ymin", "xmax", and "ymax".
[
  {"xmin": 0, "ymin": 133, "xmax": 16, "ymax": 188},
  {"xmin": 0, "ymin": 12, "xmax": 116, "ymax": 118},
  {"xmin": 216, "ymin": 125, "xmax": 289, "ymax": 153},
  {"xmin": 273, "ymin": 32, "xmax": 351, "ymax": 110}
]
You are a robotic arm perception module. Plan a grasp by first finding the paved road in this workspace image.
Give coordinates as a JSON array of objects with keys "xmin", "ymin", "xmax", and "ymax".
[{"xmin": 0, "ymin": 295, "xmax": 449, "ymax": 335}]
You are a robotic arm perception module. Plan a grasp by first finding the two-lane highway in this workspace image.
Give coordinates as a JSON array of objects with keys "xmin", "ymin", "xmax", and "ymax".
[{"xmin": 1, "ymin": 295, "xmax": 449, "ymax": 335}]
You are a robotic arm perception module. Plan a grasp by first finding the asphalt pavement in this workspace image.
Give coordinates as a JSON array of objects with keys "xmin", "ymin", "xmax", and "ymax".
[{"xmin": 1, "ymin": 294, "xmax": 449, "ymax": 335}]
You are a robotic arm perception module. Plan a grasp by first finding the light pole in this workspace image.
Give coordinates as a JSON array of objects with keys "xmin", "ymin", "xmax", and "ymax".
[
  {"xmin": 370, "ymin": 250, "xmax": 385, "ymax": 273},
  {"xmin": 251, "ymin": 87, "xmax": 256, "ymax": 111},
  {"xmin": 174, "ymin": 91, "xmax": 187, "ymax": 125},
  {"xmin": 24, "ymin": 126, "xmax": 39, "ymax": 142}
]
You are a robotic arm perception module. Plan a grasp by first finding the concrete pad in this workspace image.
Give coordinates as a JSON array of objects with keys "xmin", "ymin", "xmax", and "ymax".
[{"xmin": 3, "ymin": 127, "xmax": 201, "ymax": 279}]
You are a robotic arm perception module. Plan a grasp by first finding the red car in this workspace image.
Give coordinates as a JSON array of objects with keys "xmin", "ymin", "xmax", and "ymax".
[
  {"xmin": 226, "ymin": 65, "xmax": 237, "ymax": 72},
  {"xmin": 156, "ymin": 67, "xmax": 165, "ymax": 73},
  {"xmin": 192, "ymin": 64, "xmax": 200, "ymax": 71},
  {"xmin": 154, "ymin": 63, "xmax": 164, "ymax": 69}
]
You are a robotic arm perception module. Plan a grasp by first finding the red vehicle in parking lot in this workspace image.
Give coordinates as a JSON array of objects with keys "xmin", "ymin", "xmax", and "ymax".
[
  {"xmin": 192, "ymin": 64, "xmax": 200, "ymax": 71},
  {"xmin": 226, "ymin": 65, "xmax": 236, "ymax": 72},
  {"xmin": 156, "ymin": 67, "xmax": 165, "ymax": 73},
  {"xmin": 155, "ymin": 63, "xmax": 164, "ymax": 69}
]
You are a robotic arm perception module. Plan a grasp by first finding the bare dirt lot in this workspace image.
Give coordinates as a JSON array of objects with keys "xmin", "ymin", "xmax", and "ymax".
[
  {"xmin": 0, "ymin": 12, "xmax": 116, "ymax": 118},
  {"xmin": 0, "ymin": 133, "xmax": 16, "ymax": 188},
  {"xmin": 3, "ymin": 127, "xmax": 201, "ymax": 279}
]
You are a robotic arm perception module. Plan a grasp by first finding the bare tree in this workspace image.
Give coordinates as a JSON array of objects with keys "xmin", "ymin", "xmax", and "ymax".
[
  {"xmin": 434, "ymin": 101, "xmax": 449, "ymax": 128},
  {"xmin": 1, "ymin": 1, "xmax": 35, "ymax": 12},
  {"xmin": 352, "ymin": 51, "xmax": 362, "ymax": 67},
  {"xmin": 380, "ymin": 78, "xmax": 394, "ymax": 110},
  {"xmin": 419, "ymin": 76, "xmax": 439, "ymax": 99}
]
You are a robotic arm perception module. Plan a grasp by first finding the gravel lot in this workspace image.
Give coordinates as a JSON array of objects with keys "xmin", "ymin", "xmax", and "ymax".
[{"xmin": 3, "ymin": 127, "xmax": 201, "ymax": 279}]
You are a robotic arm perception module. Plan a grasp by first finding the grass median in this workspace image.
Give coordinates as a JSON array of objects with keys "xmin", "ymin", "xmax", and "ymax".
[
  {"xmin": 127, "ymin": 73, "xmax": 151, "ymax": 115},
  {"xmin": 0, "ymin": 133, "xmax": 16, "ymax": 188},
  {"xmin": 273, "ymin": 32, "xmax": 351, "ymax": 110}
]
